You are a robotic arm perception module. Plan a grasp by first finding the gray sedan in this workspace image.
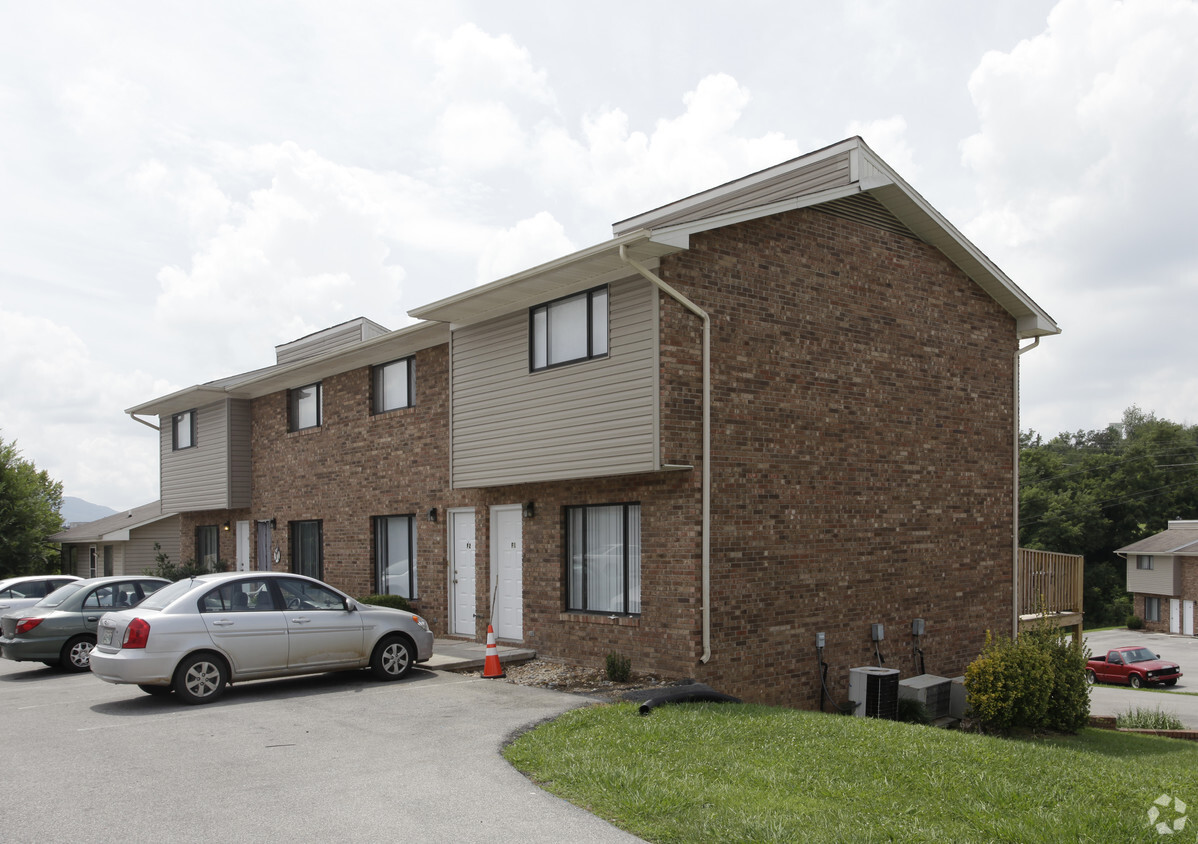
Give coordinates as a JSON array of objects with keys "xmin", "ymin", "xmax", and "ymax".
[
  {"xmin": 0, "ymin": 575, "xmax": 82, "ymax": 614},
  {"xmin": 89, "ymin": 571, "xmax": 434, "ymax": 704},
  {"xmin": 0, "ymin": 576, "xmax": 169, "ymax": 671}
]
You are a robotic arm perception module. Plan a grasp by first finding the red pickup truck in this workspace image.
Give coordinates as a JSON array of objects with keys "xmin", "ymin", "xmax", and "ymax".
[{"xmin": 1085, "ymin": 647, "xmax": 1182, "ymax": 688}]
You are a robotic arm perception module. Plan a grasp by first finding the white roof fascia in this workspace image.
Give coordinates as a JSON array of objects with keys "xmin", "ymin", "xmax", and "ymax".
[
  {"xmin": 647, "ymin": 183, "xmax": 863, "ymax": 249},
  {"xmin": 127, "ymin": 320, "xmax": 448, "ymax": 418},
  {"xmin": 853, "ymin": 142, "xmax": 1060, "ymax": 339},
  {"xmin": 409, "ymin": 232, "xmax": 681, "ymax": 326}
]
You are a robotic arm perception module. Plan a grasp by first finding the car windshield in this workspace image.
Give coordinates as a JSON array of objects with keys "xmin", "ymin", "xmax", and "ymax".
[
  {"xmin": 1123, "ymin": 647, "xmax": 1158, "ymax": 663},
  {"xmin": 36, "ymin": 582, "xmax": 86, "ymax": 608},
  {"xmin": 134, "ymin": 577, "xmax": 204, "ymax": 611}
]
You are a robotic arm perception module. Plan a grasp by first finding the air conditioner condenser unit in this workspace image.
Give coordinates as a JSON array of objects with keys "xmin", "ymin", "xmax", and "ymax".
[
  {"xmin": 848, "ymin": 666, "xmax": 900, "ymax": 719},
  {"xmin": 898, "ymin": 674, "xmax": 952, "ymax": 719}
]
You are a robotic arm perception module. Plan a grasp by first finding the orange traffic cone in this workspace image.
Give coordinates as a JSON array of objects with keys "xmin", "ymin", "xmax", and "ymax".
[{"xmin": 482, "ymin": 624, "xmax": 505, "ymax": 679}]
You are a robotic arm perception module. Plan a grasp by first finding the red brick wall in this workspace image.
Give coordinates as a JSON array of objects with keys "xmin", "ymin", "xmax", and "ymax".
[
  {"xmin": 169, "ymin": 204, "xmax": 1020, "ymax": 710},
  {"xmin": 653, "ymin": 207, "xmax": 1018, "ymax": 707}
]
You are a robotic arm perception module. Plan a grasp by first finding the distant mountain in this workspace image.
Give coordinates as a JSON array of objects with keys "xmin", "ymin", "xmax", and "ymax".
[{"xmin": 60, "ymin": 497, "xmax": 118, "ymax": 525}]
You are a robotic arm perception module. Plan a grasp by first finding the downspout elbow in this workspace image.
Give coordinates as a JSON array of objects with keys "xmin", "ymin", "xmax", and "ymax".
[{"xmin": 128, "ymin": 412, "xmax": 160, "ymax": 432}]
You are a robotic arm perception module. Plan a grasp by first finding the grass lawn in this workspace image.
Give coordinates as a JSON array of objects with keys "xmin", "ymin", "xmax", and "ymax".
[{"xmin": 504, "ymin": 702, "xmax": 1198, "ymax": 843}]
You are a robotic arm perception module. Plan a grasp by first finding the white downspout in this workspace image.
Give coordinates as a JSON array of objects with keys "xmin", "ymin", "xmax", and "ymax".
[
  {"xmin": 619, "ymin": 245, "xmax": 713, "ymax": 664},
  {"xmin": 1014, "ymin": 335, "xmax": 1040, "ymax": 636},
  {"xmin": 127, "ymin": 412, "xmax": 161, "ymax": 432}
]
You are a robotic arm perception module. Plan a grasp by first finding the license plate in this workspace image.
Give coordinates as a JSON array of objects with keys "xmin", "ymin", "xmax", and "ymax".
[{"xmin": 100, "ymin": 626, "xmax": 114, "ymax": 646}]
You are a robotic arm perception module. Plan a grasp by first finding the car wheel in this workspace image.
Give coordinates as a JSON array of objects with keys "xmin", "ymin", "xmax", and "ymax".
[
  {"xmin": 1164, "ymin": 679, "xmax": 1178, "ymax": 687},
  {"xmin": 370, "ymin": 635, "xmax": 413, "ymax": 681},
  {"xmin": 60, "ymin": 635, "xmax": 96, "ymax": 672},
  {"xmin": 1085, "ymin": 669, "xmax": 1096, "ymax": 685},
  {"xmin": 138, "ymin": 684, "xmax": 173, "ymax": 697},
  {"xmin": 173, "ymin": 653, "xmax": 228, "ymax": 705},
  {"xmin": 1129, "ymin": 674, "xmax": 1142, "ymax": 689}
]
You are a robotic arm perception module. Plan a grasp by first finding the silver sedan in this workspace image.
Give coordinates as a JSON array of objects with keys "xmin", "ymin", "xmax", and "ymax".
[{"xmin": 89, "ymin": 572, "xmax": 434, "ymax": 704}]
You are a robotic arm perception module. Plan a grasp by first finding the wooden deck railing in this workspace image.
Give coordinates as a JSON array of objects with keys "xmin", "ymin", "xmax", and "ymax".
[{"xmin": 1018, "ymin": 548, "xmax": 1085, "ymax": 617}]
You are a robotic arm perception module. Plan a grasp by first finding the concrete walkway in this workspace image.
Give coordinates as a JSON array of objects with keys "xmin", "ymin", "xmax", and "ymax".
[{"xmin": 425, "ymin": 637, "xmax": 537, "ymax": 672}]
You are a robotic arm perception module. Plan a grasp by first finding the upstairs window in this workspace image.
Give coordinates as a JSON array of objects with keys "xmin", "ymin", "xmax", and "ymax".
[
  {"xmin": 289, "ymin": 383, "xmax": 322, "ymax": 431},
  {"xmin": 1137, "ymin": 555, "xmax": 1154, "ymax": 570},
  {"xmin": 172, "ymin": 410, "xmax": 196, "ymax": 450},
  {"xmin": 530, "ymin": 286, "xmax": 608, "ymax": 371},
  {"xmin": 373, "ymin": 358, "xmax": 413, "ymax": 414}
]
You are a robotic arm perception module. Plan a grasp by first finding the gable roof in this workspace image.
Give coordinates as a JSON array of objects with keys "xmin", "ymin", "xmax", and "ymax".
[
  {"xmin": 1117, "ymin": 520, "xmax": 1198, "ymax": 556},
  {"xmin": 413, "ymin": 136, "xmax": 1059, "ymax": 339},
  {"xmin": 51, "ymin": 500, "xmax": 177, "ymax": 543}
]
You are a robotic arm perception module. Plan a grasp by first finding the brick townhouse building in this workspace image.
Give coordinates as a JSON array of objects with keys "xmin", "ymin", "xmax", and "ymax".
[{"xmin": 127, "ymin": 137, "xmax": 1059, "ymax": 707}]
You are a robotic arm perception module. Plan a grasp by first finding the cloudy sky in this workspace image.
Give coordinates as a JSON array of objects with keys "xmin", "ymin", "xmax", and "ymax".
[{"xmin": 2, "ymin": 0, "xmax": 1196, "ymax": 510}]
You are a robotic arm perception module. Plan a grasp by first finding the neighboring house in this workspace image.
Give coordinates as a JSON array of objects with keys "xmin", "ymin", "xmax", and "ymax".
[
  {"xmin": 125, "ymin": 137, "xmax": 1059, "ymax": 707},
  {"xmin": 51, "ymin": 501, "xmax": 180, "ymax": 579},
  {"xmin": 1118, "ymin": 520, "xmax": 1198, "ymax": 636}
]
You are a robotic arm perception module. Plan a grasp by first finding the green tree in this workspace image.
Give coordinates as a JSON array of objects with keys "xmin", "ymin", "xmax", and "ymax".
[
  {"xmin": 0, "ymin": 434, "xmax": 65, "ymax": 578},
  {"xmin": 1020, "ymin": 406, "xmax": 1198, "ymax": 626}
]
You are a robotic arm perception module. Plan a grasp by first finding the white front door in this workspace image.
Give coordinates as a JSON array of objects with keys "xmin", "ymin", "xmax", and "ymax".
[
  {"xmin": 491, "ymin": 505, "xmax": 523, "ymax": 641},
  {"xmin": 1185, "ymin": 601, "xmax": 1196, "ymax": 637},
  {"xmin": 235, "ymin": 521, "xmax": 251, "ymax": 572},
  {"xmin": 450, "ymin": 510, "xmax": 477, "ymax": 637},
  {"xmin": 1171, "ymin": 599, "xmax": 1181, "ymax": 634}
]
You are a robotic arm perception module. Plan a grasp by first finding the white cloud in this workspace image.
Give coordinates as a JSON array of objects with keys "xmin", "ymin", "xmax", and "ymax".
[
  {"xmin": 433, "ymin": 101, "xmax": 528, "ymax": 171},
  {"xmin": 530, "ymin": 73, "xmax": 802, "ymax": 221},
  {"xmin": 0, "ymin": 309, "xmax": 165, "ymax": 508},
  {"xmin": 962, "ymin": 0, "xmax": 1198, "ymax": 436},
  {"xmin": 428, "ymin": 22, "xmax": 555, "ymax": 106},
  {"xmin": 475, "ymin": 211, "xmax": 575, "ymax": 284}
]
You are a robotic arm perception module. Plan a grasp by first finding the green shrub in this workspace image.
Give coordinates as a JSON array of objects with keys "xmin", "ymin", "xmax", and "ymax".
[
  {"xmin": 1117, "ymin": 707, "xmax": 1185, "ymax": 731},
  {"xmin": 965, "ymin": 632, "xmax": 1053, "ymax": 731},
  {"xmin": 147, "ymin": 543, "xmax": 226, "ymax": 581},
  {"xmin": 1126, "ymin": 614, "xmax": 1144, "ymax": 630},
  {"xmin": 605, "ymin": 652, "xmax": 632, "ymax": 683},
  {"xmin": 1019, "ymin": 623, "xmax": 1091, "ymax": 733},
  {"xmin": 358, "ymin": 594, "xmax": 412, "ymax": 611},
  {"xmin": 965, "ymin": 617, "xmax": 1091, "ymax": 734}
]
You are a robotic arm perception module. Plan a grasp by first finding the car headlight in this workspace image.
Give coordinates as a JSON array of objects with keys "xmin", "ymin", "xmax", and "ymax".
[{"xmin": 411, "ymin": 614, "xmax": 429, "ymax": 633}]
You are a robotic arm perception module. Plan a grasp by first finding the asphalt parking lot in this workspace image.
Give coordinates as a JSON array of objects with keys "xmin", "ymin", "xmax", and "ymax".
[
  {"xmin": 0, "ymin": 659, "xmax": 643, "ymax": 844},
  {"xmin": 1083, "ymin": 629, "xmax": 1198, "ymax": 728}
]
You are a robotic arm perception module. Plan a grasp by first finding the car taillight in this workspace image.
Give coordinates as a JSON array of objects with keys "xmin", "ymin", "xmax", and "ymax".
[
  {"xmin": 15, "ymin": 618, "xmax": 43, "ymax": 635},
  {"xmin": 123, "ymin": 618, "xmax": 151, "ymax": 649}
]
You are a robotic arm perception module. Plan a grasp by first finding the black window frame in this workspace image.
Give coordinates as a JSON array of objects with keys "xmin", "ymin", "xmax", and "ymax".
[
  {"xmin": 290, "ymin": 520, "xmax": 323, "ymax": 580},
  {"xmin": 1145, "ymin": 596, "xmax": 1162, "ymax": 622},
  {"xmin": 1137, "ymin": 554, "xmax": 1154, "ymax": 571},
  {"xmin": 289, "ymin": 383, "xmax": 323, "ymax": 432},
  {"xmin": 373, "ymin": 514, "xmax": 416, "ymax": 598},
  {"xmin": 529, "ymin": 285, "xmax": 609, "ymax": 372},
  {"xmin": 372, "ymin": 357, "xmax": 414, "ymax": 415},
  {"xmin": 564, "ymin": 502, "xmax": 641, "ymax": 616},
  {"xmin": 196, "ymin": 525, "xmax": 220, "ymax": 569},
  {"xmin": 172, "ymin": 409, "xmax": 197, "ymax": 450}
]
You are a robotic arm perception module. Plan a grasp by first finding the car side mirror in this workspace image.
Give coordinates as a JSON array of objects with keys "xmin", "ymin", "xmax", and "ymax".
[
  {"xmin": 344, "ymin": 598, "xmax": 358, "ymax": 612},
  {"xmin": 1156, "ymin": 653, "xmax": 1161, "ymax": 658}
]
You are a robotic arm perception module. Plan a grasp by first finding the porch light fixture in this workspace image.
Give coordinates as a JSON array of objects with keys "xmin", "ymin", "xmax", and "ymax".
[
  {"xmin": 222, "ymin": 522, "xmax": 230, "ymax": 531},
  {"xmin": 523, "ymin": 501, "xmax": 535, "ymax": 519},
  {"xmin": 427, "ymin": 507, "xmax": 437, "ymax": 523}
]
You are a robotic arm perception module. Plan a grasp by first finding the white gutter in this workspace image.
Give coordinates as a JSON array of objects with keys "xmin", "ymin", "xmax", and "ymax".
[
  {"xmin": 1013, "ymin": 335, "xmax": 1041, "ymax": 636},
  {"xmin": 619, "ymin": 245, "xmax": 713, "ymax": 664}
]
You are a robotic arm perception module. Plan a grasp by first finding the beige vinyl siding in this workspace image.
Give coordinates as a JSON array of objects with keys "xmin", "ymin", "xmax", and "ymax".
[
  {"xmin": 612, "ymin": 150, "xmax": 851, "ymax": 235},
  {"xmin": 125, "ymin": 518, "xmax": 180, "ymax": 575},
  {"xmin": 161, "ymin": 400, "xmax": 250, "ymax": 511},
  {"xmin": 228, "ymin": 400, "xmax": 252, "ymax": 508},
  {"xmin": 1126, "ymin": 555, "xmax": 1181, "ymax": 596},
  {"xmin": 451, "ymin": 276, "xmax": 658, "ymax": 488},
  {"xmin": 275, "ymin": 319, "xmax": 388, "ymax": 365}
]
